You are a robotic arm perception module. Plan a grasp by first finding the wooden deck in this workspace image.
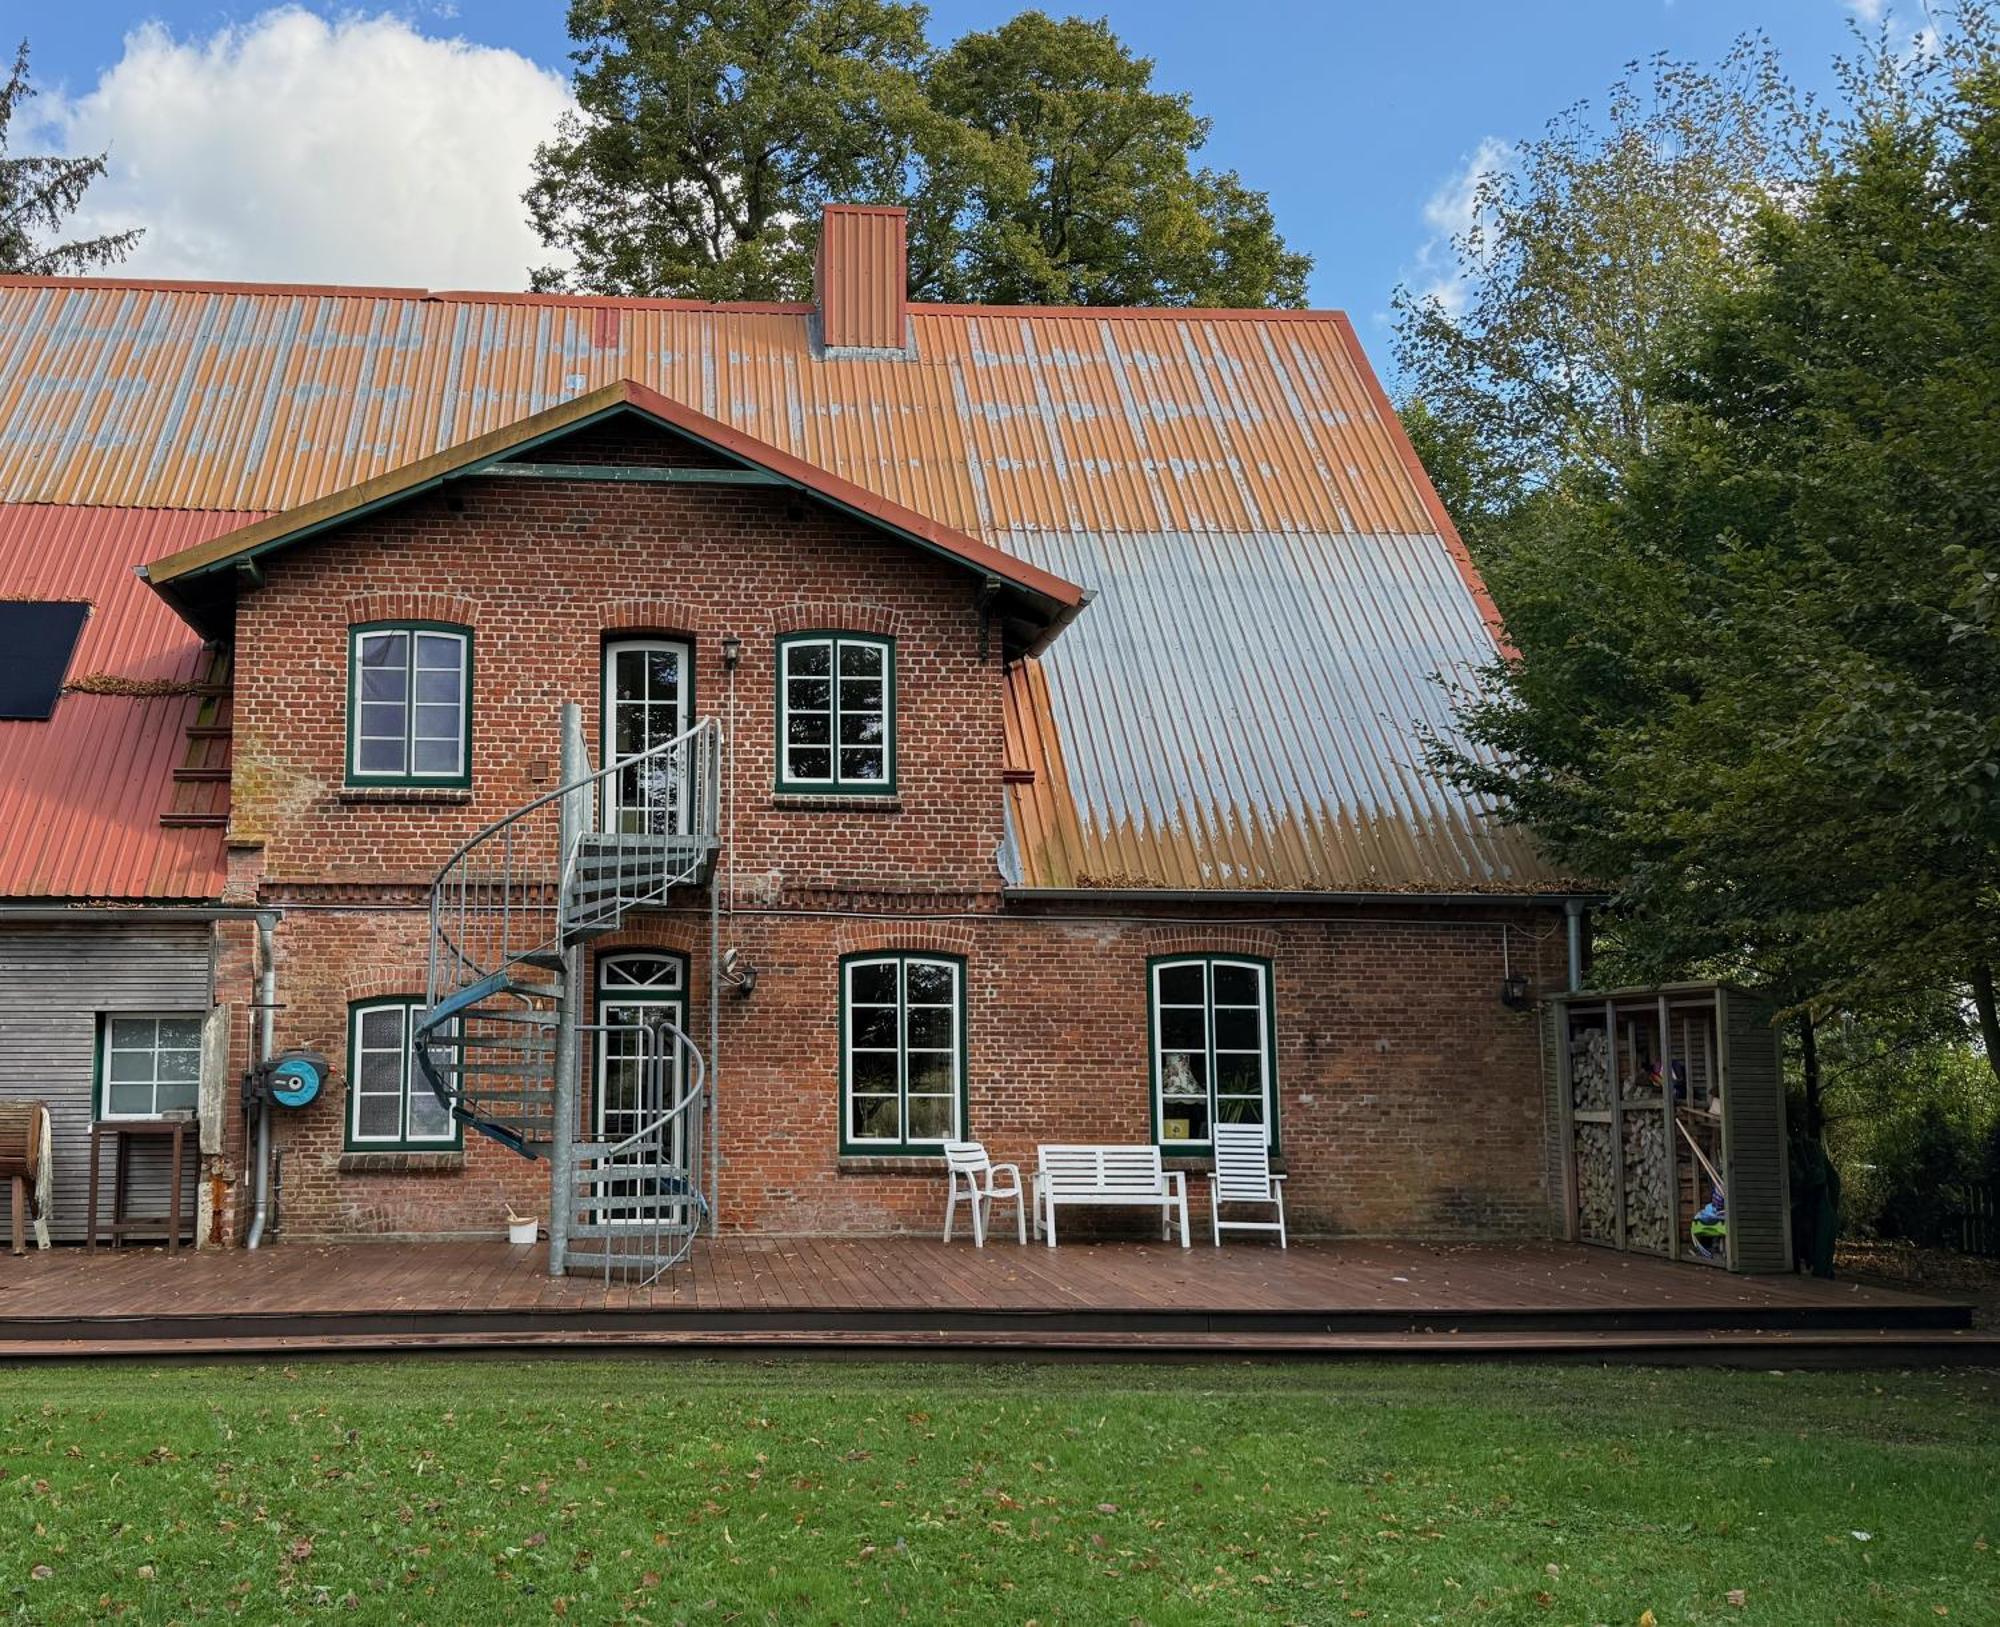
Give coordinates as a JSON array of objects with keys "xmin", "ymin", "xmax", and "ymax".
[{"xmin": 1, "ymin": 1237, "xmax": 1989, "ymax": 1365}]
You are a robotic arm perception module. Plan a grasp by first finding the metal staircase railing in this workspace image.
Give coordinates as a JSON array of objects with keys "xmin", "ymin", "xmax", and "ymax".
[
  {"xmin": 414, "ymin": 714, "xmax": 721, "ymax": 1161},
  {"xmin": 567, "ymin": 1012, "xmax": 708, "ymax": 1283}
]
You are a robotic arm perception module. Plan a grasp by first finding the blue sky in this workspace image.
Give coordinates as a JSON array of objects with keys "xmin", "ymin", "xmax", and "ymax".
[{"xmin": 21, "ymin": 1, "xmax": 1899, "ymax": 345}]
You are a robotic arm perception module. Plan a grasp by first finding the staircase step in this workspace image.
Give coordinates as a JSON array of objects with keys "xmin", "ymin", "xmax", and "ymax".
[
  {"xmin": 438, "ymin": 1061, "xmax": 552, "ymax": 1078},
  {"xmin": 499, "ymin": 979, "xmax": 564, "ymax": 1001},
  {"xmin": 514, "ymin": 949, "xmax": 567, "ymax": 973},
  {"xmin": 433, "ymin": 1033, "xmax": 557, "ymax": 1054},
  {"xmin": 461, "ymin": 1009, "xmax": 559, "ymax": 1029}
]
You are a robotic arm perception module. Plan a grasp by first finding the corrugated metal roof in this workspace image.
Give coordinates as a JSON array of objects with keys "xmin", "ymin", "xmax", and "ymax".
[
  {"xmin": 0, "ymin": 276, "xmax": 1557, "ymax": 894},
  {"xmin": 0, "ymin": 505, "xmax": 255, "ymax": 899}
]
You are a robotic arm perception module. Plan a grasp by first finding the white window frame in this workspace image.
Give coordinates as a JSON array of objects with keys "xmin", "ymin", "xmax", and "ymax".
[
  {"xmin": 1150, "ymin": 957, "xmax": 1277, "ymax": 1150},
  {"xmin": 347, "ymin": 624, "xmax": 471, "ymax": 785},
  {"xmin": 346, "ymin": 998, "xmax": 461, "ymax": 1149},
  {"xmin": 841, "ymin": 953, "xmax": 963, "ymax": 1153},
  {"xmin": 778, "ymin": 633, "xmax": 894, "ymax": 792},
  {"xmin": 601, "ymin": 637, "xmax": 692, "ymax": 834},
  {"xmin": 97, "ymin": 1012, "xmax": 204, "ymax": 1121}
]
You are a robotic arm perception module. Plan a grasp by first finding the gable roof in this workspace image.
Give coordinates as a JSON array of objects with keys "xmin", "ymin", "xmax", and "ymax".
[
  {"xmin": 141, "ymin": 379, "xmax": 1086, "ymax": 649},
  {"xmin": 0, "ymin": 275, "xmax": 1560, "ymax": 897}
]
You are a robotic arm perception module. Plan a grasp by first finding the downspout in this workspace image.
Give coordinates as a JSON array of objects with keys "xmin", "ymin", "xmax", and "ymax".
[
  {"xmin": 245, "ymin": 912, "xmax": 278, "ymax": 1249},
  {"xmin": 1565, "ymin": 899, "xmax": 1586, "ymax": 993}
]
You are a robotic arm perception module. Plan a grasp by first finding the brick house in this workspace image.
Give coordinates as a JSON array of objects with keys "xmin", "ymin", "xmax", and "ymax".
[{"xmin": 0, "ymin": 205, "xmax": 1579, "ymax": 1255}]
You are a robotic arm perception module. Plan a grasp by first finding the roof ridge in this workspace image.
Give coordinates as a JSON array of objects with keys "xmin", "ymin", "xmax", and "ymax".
[{"xmin": 0, "ymin": 272, "xmax": 1345, "ymax": 322}]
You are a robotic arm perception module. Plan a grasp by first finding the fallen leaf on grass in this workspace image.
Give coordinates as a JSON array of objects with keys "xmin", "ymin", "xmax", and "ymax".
[{"xmin": 1727, "ymin": 1590, "xmax": 1747, "ymax": 1607}]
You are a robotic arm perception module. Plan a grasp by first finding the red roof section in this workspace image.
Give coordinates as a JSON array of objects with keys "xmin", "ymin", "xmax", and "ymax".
[{"xmin": 0, "ymin": 505, "xmax": 256, "ymax": 899}]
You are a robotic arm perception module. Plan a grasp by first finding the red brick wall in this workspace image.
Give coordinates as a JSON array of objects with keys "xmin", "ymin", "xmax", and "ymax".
[
  {"xmin": 222, "ymin": 418, "xmax": 1567, "ymax": 1245},
  {"xmin": 230, "ymin": 429, "xmax": 1006, "ymax": 895},
  {"xmin": 251, "ymin": 898, "xmax": 1567, "ymax": 1242}
]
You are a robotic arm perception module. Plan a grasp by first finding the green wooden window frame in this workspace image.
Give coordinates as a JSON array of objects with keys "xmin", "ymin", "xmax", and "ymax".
[
  {"xmin": 345, "ymin": 997, "xmax": 462, "ymax": 1151},
  {"xmin": 839, "ymin": 952, "xmax": 966, "ymax": 1156},
  {"xmin": 345, "ymin": 621, "xmax": 473, "ymax": 787},
  {"xmin": 775, "ymin": 632, "xmax": 896, "ymax": 793},
  {"xmin": 1148, "ymin": 955, "xmax": 1279, "ymax": 1152},
  {"xmin": 95, "ymin": 1012, "xmax": 203, "ymax": 1121}
]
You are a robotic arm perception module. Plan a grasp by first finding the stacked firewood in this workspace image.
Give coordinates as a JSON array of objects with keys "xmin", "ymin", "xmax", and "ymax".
[
  {"xmin": 1575, "ymin": 1121, "xmax": 1616, "ymax": 1238},
  {"xmin": 1570, "ymin": 1026, "xmax": 1611, "ymax": 1111},
  {"xmin": 1622, "ymin": 1118, "xmax": 1672, "ymax": 1252}
]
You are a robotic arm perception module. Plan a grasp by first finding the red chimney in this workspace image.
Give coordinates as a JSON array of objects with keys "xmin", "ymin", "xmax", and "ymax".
[{"xmin": 814, "ymin": 204, "xmax": 908, "ymax": 354}]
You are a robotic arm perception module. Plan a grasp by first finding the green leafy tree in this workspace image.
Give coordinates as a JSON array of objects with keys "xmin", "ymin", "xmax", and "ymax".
[
  {"xmin": 1394, "ymin": 37, "xmax": 1816, "ymax": 552},
  {"xmin": 526, "ymin": 0, "xmax": 936, "ymax": 299},
  {"xmin": 1436, "ymin": 18, "xmax": 2000, "ymax": 1097},
  {"xmin": 527, "ymin": 2, "xmax": 1308, "ymax": 306},
  {"xmin": 0, "ymin": 40, "xmax": 140, "ymax": 275},
  {"xmin": 914, "ymin": 12, "xmax": 1308, "ymax": 305}
]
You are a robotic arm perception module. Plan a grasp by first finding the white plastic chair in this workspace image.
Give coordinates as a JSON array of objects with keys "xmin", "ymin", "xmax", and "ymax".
[
  {"xmin": 1208, "ymin": 1122, "xmax": 1286, "ymax": 1247},
  {"xmin": 942, "ymin": 1140, "xmax": 1025, "ymax": 1246}
]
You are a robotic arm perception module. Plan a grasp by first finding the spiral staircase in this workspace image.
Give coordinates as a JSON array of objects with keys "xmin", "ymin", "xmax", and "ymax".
[{"xmin": 413, "ymin": 710, "xmax": 721, "ymax": 1281}]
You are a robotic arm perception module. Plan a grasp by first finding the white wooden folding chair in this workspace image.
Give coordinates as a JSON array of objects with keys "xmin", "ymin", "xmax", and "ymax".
[
  {"xmin": 942, "ymin": 1140, "xmax": 1025, "ymax": 1246},
  {"xmin": 1208, "ymin": 1122, "xmax": 1286, "ymax": 1247}
]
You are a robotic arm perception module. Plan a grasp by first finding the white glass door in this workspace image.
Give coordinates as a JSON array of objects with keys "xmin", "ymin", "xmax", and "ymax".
[
  {"xmin": 602, "ymin": 639, "xmax": 690, "ymax": 835},
  {"xmin": 594, "ymin": 953, "xmax": 688, "ymax": 1223}
]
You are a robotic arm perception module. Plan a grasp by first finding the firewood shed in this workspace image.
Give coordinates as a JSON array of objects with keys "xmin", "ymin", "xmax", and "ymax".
[{"xmin": 1543, "ymin": 983, "xmax": 1792, "ymax": 1273}]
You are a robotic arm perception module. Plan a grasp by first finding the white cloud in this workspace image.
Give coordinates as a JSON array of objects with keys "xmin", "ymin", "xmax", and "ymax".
[
  {"xmin": 35, "ymin": 7, "xmax": 573, "ymax": 289},
  {"xmin": 1846, "ymin": 0, "xmax": 1887, "ymax": 20},
  {"xmin": 1406, "ymin": 136, "xmax": 1513, "ymax": 319}
]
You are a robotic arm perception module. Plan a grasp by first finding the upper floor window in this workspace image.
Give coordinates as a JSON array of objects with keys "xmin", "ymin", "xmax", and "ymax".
[
  {"xmin": 777, "ymin": 633, "xmax": 894, "ymax": 793},
  {"xmin": 347, "ymin": 623, "xmax": 471, "ymax": 787},
  {"xmin": 1151, "ymin": 957, "xmax": 1277, "ymax": 1150},
  {"xmin": 347, "ymin": 998, "xmax": 461, "ymax": 1150}
]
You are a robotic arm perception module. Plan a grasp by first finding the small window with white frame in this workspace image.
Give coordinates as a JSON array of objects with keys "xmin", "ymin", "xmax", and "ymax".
[
  {"xmin": 777, "ymin": 632, "xmax": 893, "ymax": 792},
  {"xmin": 841, "ymin": 953, "xmax": 963, "ymax": 1154},
  {"xmin": 1151, "ymin": 956, "xmax": 1277, "ymax": 1150},
  {"xmin": 98, "ymin": 1014, "xmax": 203, "ymax": 1120},
  {"xmin": 348, "ymin": 622, "xmax": 471, "ymax": 786},
  {"xmin": 346, "ymin": 998, "xmax": 461, "ymax": 1150}
]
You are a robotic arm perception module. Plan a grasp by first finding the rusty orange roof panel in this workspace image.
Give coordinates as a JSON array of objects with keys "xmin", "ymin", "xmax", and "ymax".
[
  {"xmin": 0, "ymin": 505, "xmax": 259, "ymax": 899},
  {"xmin": 0, "ymin": 275, "xmax": 1562, "ymax": 896}
]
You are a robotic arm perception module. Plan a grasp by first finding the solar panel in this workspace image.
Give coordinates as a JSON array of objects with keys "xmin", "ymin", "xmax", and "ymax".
[{"xmin": 0, "ymin": 601, "xmax": 90, "ymax": 720}]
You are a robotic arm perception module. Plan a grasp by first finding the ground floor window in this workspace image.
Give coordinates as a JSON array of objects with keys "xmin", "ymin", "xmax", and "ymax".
[
  {"xmin": 1150, "ymin": 956, "xmax": 1277, "ymax": 1149},
  {"xmin": 841, "ymin": 953, "xmax": 964, "ymax": 1155},
  {"xmin": 347, "ymin": 998, "xmax": 460, "ymax": 1150},
  {"xmin": 97, "ymin": 1014, "xmax": 203, "ymax": 1119}
]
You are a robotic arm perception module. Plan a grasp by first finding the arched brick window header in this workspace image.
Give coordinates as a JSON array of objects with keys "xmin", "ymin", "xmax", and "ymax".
[
  {"xmin": 595, "ymin": 597, "xmax": 711, "ymax": 641},
  {"xmin": 770, "ymin": 598, "xmax": 905, "ymax": 640},
  {"xmin": 344, "ymin": 969, "xmax": 427, "ymax": 1005},
  {"xmin": 345, "ymin": 592, "xmax": 476, "ymax": 628},
  {"xmin": 1135, "ymin": 925, "xmax": 1282, "ymax": 960},
  {"xmin": 832, "ymin": 919, "xmax": 976, "ymax": 958}
]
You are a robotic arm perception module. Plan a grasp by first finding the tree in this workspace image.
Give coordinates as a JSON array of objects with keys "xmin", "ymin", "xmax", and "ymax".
[
  {"xmin": 526, "ymin": 0, "xmax": 934, "ymax": 300},
  {"xmin": 913, "ymin": 12, "xmax": 1308, "ymax": 306},
  {"xmin": 1393, "ymin": 38, "xmax": 1815, "ymax": 552},
  {"xmin": 1435, "ymin": 20, "xmax": 2000, "ymax": 1087},
  {"xmin": 526, "ymin": 2, "xmax": 1308, "ymax": 307},
  {"xmin": 0, "ymin": 40, "xmax": 140, "ymax": 276}
]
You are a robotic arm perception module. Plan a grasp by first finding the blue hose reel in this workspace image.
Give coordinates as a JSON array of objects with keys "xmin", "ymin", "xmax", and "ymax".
[{"xmin": 243, "ymin": 1050, "xmax": 328, "ymax": 1110}]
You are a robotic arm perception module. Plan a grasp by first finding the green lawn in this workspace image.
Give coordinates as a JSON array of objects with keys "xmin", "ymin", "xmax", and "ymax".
[{"xmin": 2, "ymin": 1360, "xmax": 1993, "ymax": 1624}]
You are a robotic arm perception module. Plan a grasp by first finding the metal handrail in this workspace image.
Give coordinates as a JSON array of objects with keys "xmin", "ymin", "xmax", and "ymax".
[
  {"xmin": 424, "ymin": 715, "xmax": 721, "ymax": 1010},
  {"xmin": 598, "ymin": 1014, "xmax": 708, "ymax": 1163}
]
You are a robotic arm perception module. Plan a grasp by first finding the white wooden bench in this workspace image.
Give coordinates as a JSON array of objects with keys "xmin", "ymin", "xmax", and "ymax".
[{"xmin": 1033, "ymin": 1144, "xmax": 1189, "ymax": 1249}]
